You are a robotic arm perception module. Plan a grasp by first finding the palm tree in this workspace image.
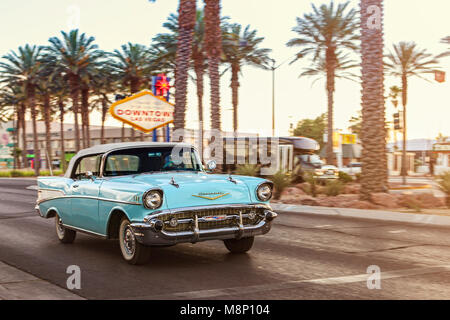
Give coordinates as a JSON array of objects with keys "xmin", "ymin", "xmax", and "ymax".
[
  {"xmin": 36, "ymin": 57, "xmax": 57, "ymax": 168},
  {"xmin": 360, "ymin": 0, "xmax": 388, "ymax": 199},
  {"xmin": 46, "ymin": 30, "xmax": 104, "ymax": 152},
  {"xmin": 204, "ymin": 0, "xmax": 222, "ymax": 132},
  {"xmin": 173, "ymin": 0, "xmax": 196, "ymax": 134},
  {"xmin": 0, "ymin": 84, "xmax": 27, "ymax": 168},
  {"xmin": 287, "ymin": 1, "xmax": 359, "ymax": 165},
  {"xmin": 437, "ymin": 36, "xmax": 450, "ymax": 58},
  {"xmin": 0, "ymin": 45, "xmax": 43, "ymax": 175},
  {"xmin": 91, "ymin": 66, "xmax": 118, "ymax": 144},
  {"xmin": 385, "ymin": 41, "xmax": 440, "ymax": 185},
  {"xmin": 50, "ymin": 74, "xmax": 70, "ymax": 171},
  {"xmin": 110, "ymin": 43, "xmax": 152, "ymax": 141},
  {"xmin": 223, "ymin": 23, "xmax": 271, "ymax": 133},
  {"xmin": 154, "ymin": 10, "xmax": 207, "ymax": 146}
]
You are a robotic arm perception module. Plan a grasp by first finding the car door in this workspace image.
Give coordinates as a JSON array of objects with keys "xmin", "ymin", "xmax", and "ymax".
[{"xmin": 70, "ymin": 154, "xmax": 103, "ymax": 234}]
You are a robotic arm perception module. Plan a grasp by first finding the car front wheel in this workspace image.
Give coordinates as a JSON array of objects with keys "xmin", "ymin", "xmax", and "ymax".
[
  {"xmin": 55, "ymin": 214, "xmax": 76, "ymax": 244},
  {"xmin": 224, "ymin": 236, "xmax": 254, "ymax": 254},
  {"xmin": 119, "ymin": 217, "xmax": 151, "ymax": 265}
]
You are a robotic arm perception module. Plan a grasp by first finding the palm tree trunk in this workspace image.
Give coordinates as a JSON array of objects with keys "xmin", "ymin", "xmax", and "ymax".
[
  {"xmin": 325, "ymin": 47, "xmax": 336, "ymax": 165},
  {"xmin": 15, "ymin": 105, "xmax": 22, "ymax": 169},
  {"xmin": 43, "ymin": 92, "xmax": 52, "ymax": 169},
  {"xmin": 20, "ymin": 102, "xmax": 27, "ymax": 168},
  {"xmin": 194, "ymin": 59, "xmax": 205, "ymax": 158},
  {"xmin": 70, "ymin": 76, "xmax": 81, "ymax": 152},
  {"xmin": 28, "ymin": 86, "xmax": 40, "ymax": 175},
  {"xmin": 59, "ymin": 98, "xmax": 66, "ymax": 171},
  {"xmin": 400, "ymin": 73, "xmax": 408, "ymax": 184},
  {"xmin": 101, "ymin": 96, "xmax": 107, "ymax": 144},
  {"xmin": 231, "ymin": 63, "xmax": 239, "ymax": 134},
  {"xmin": 129, "ymin": 79, "xmax": 141, "ymax": 142},
  {"xmin": 174, "ymin": 0, "xmax": 196, "ymax": 135},
  {"xmin": 81, "ymin": 86, "xmax": 90, "ymax": 148},
  {"xmin": 205, "ymin": 0, "xmax": 222, "ymax": 132},
  {"xmin": 360, "ymin": 0, "xmax": 386, "ymax": 199}
]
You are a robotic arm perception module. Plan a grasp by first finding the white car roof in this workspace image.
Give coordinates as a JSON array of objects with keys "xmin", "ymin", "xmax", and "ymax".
[{"xmin": 65, "ymin": 142, "xmax": 193, "ymax": 178}]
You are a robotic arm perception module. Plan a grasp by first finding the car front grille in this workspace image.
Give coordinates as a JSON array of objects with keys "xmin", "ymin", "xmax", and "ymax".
[{"xmin": 160, "ymin": 207, "xmax": 265, "ymax": 232}]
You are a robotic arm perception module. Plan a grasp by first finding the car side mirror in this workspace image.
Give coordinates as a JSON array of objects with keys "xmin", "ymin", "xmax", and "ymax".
[
  {"xmin": 206, "ymin": 160, "xmax": 217, "ymax": 171},
  {"xmin": 86, "ymin": 171, "xmax": 95, "ymax": 181}
]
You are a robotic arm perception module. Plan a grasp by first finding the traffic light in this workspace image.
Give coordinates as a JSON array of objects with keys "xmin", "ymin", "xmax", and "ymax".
[{"xmin": 393, "ymin": 112, "xmax": 402, "ymax": 130}]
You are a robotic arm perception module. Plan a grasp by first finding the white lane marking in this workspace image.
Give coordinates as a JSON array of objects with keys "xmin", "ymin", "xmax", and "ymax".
[
  {"xmin": 26, "ymin": 185, "xmax": 38, "ymax": 190},
  {"xmin": 142, "ymin": 265, "xmax": 450, "ymax": 299},
  {"xmin": 389, "ymin": 229, "xmax": 406, "ymax": 234},
  {"xmin": 315, "ymin": 224, "xmax": 333, "ymax": 228}
]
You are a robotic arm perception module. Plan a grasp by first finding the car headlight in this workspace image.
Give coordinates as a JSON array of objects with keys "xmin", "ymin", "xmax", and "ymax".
[
  {"xmin": 256, "ymin": 183, "xmax": 273, "ymax": 202},
  {"xmin": 143, "ymin": 190, "xmax": 163, "ymax": 210}
]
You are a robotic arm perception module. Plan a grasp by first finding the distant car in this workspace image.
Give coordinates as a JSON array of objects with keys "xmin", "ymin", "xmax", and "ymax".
[
  {"xmin": 340, "ymin": 162, "xmax": 362, "ymax": 176},
  {"xmin": 315, "ymin": 165, "xmax": 339, "ymax": 181},
  {"xmin": 36, "ymin": 142, "xmax": 278, "ymax": 265}
]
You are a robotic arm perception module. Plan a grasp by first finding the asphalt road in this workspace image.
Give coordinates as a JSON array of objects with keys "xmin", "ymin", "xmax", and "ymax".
[{"xmin": 1, "ymin": 178, "xmax": 450, "ymax": 300}]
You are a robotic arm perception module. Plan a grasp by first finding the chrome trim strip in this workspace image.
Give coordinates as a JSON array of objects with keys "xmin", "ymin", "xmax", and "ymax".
[
  {"xmin": 62, "ymin": 224, "xmax": 107, "ymax": 239},
  {"xmin": 144, "ymin": 203, "xmax": 271, "ymax": 221},
  {"xmin": 37, "ymin": 195, "xmax": 141, "ymax": 206},
  {"xmin": 38, "ymin": 188, "xmax": 66, "ymax": 194},
  {"xmin": 163, "ymin": 212, "xmax": 260, "ymax": 225}
]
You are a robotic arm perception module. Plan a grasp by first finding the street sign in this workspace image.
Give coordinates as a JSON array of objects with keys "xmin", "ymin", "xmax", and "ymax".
[
  {"xmin": 435, "ymin": 70, "xmax": 446, "ymax": 83},
  {"xmin": 341, "ymin": 133, "xmax": 356, "ymax": 145},
  {"xmin": 109, "ymin": 90, "xmax": 174, "ymax": 133}
]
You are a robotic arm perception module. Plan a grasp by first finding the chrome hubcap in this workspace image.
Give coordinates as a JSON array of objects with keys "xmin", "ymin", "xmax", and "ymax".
[
  {"xmin": 123, "ymin": 226, "xmax": 135, "ymax": 256},
  {"xmin": 57, "ymin": 218, "xmax": 64, "ymax": 234}
]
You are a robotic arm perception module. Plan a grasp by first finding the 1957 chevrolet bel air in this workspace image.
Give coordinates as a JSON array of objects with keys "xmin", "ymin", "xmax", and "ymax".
[{"xmin": 36, "ymin": 142, "xmax": 278, "ymax": 264}]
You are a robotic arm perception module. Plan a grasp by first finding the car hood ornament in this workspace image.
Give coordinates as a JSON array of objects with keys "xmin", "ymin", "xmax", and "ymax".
[{"xmin": 192, "ymin": 192, "xmax": 229, "ymax": 200}]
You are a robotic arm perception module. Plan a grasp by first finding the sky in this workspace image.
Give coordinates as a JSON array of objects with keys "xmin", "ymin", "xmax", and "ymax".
[{"xmin": 0, "ymin": 0, "xmax": 449, "ymax": 140}]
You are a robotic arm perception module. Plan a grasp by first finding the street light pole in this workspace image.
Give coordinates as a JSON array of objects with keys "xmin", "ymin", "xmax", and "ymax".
[{"xmin": 271, "ymin": 59, "xmax": 276, "ymax": 137}]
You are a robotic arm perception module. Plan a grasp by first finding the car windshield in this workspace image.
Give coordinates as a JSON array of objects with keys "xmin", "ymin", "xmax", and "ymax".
[{"xmin": 103, "ymin": 147, "xmax": 203, "ymax": 177}]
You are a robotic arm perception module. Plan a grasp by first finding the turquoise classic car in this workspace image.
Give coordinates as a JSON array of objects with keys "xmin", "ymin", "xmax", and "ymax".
[{"xmin": 36, "ymin": 142, "xmax": 277, "ymax": 264}]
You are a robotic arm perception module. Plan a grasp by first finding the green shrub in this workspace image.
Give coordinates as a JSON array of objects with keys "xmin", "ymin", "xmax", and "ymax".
[
  {"xmin": 39, "ymin": 170, "xmax": 63, "ymax": 176},
  {"xmin": 270, "ymin": 170, "xmax": 292, "ymax": 200},
  {"xmin": 338, "ymin": 171, "xmax": 353, "ymax": 183},
  {"xmin": 10, "ymin": 170, "xmax": 35, "ymax": 177},
  {"xmin": 436, "ymin": 171, "xmax": 450, "ymax": 208},
  {"xmin": 235, "ymin": 164, "xmax": 259, "ymax": 177},
  {"xmin": 302, "ymin": 172, "xmax": 318, "ymax": 197},
  {"xmin": 324, "ymin": 180, "xmax": 344, "ymax": 196},
  {"xmin": 0, "ymin": 171, "xmax": 11, "ymax": 177}
]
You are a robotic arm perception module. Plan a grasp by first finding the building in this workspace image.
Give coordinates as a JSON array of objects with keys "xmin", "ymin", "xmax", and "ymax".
[
  {"xmin": 7, "ymin": 121, "xmax": 170, "ymax": 169},
  {"xmin": 433, "ymin": 142, "xmax": 450, "ymax": 175},
  {"xmin": 388, "ymin": 139, "xmax": 438, "ymax": 175},
  {"xmin": 0, "ymin": 122, "xmax": 14, "ymax": 169}
]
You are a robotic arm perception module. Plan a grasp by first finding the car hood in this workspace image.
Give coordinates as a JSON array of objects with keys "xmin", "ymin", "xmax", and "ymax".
[{"xmin": 108, "ymin": 172, "xmax": 254, "ymax": 209}]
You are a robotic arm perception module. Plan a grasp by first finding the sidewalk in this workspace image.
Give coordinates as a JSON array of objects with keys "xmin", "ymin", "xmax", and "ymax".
[
  {"xmin": 0, "ymin": 261, "xmax": 84, "ymax": 300},
  {"xmin": 272, "ymin": 203, "xmax": 450, "ymax": 227}
]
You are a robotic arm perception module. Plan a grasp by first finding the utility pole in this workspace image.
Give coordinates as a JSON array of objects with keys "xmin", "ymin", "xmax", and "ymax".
[{"xmin": 271, "ymin": 59, "xmax": 275, "ymax": 137}]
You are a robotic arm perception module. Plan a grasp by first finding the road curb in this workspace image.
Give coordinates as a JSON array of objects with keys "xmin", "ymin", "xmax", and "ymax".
[
  {"xmin": 271, "ymin": 203, "xmax": 450, "ymax": 227},
  {"xmin": 0, "ymin": 261, "xmax": 84, "ymax": 300},
  {"xmin": 389, "ymin": 184, "xmax": 432, "ymax": 190}
]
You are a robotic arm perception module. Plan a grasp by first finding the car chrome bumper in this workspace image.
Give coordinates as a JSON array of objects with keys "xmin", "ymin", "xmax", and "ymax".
[{"xmin": 130, "ymin": 204, "xmax": 277, "ymax": 246}]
